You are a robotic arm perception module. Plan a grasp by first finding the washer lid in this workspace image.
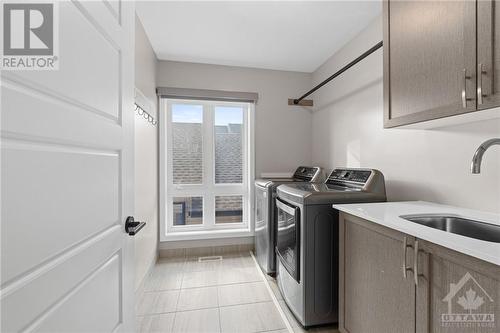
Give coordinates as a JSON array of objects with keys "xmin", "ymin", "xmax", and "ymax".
[{"xmin": 255, "ymin": 178, "xmax": 296, "ymax": 188}]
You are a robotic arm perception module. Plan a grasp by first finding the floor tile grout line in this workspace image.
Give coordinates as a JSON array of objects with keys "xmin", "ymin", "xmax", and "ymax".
[
  {"xmin": 138, "ymin": 299, "xmax": 280, "ymax": 317},
  {"xmin": 145, "ymin": 281, "xmax": 261, "ymax": 292},
  {"xmin": 218, "ymin": 299, "xmax": 276, "ymax": 309},
  {"xmin": 249, "ymin": 250, "xmax": 294, "ymax": 333},
  {"xmin": 171, "ymin": 311, "xmax": 178, "ymax": 333},
  {"xmin": 217, "ymin": 307, "xmax": 222, "ymax": 333},
  {"xmin": 174, "ymin": 284, "xmax": 181, "ymax": 312},
  {"xmin": 177, "ymin": 278, "xmax": 263, "ymax": 290},
  {"xmin": 145, "ymin": 305, "xmax": 220, "ymax": 317},
  {"xmin": 137, "ymin": 309, "xmax": 177, "ymax": 316},
  {"xmin": 143, "ymin": 277, "xmax": 264, "ymax": 293},
  {"xmin": 217, "ymin": 278, "xmax": 222, "ymax": 333}
]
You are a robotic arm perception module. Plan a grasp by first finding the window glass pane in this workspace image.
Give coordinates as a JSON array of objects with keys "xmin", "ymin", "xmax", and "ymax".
[
  {"xmin": 214, "ymin": 106, "xmax": 243, "ymax": 184},
  {"xmin": 215, "ymin": 195, "xmax": 243, "ymax": 224},
  {"xmin": 173, "ymin": 196, "xmax": 203, "ymax": 226},
  {"xmin": 172, "ymin": 104, "xmax": 203, "ymax": 184}
]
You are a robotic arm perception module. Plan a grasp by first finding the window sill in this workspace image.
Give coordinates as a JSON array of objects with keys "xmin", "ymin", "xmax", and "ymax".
[{"xmin": 161, "ymin": 228, "xmax": 253, "ymax": 242}]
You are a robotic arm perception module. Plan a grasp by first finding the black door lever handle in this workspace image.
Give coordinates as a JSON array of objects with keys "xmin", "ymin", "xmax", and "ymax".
[{"xmin": 125, "ymin": 216, "xmax": 146, "ymax": 236}]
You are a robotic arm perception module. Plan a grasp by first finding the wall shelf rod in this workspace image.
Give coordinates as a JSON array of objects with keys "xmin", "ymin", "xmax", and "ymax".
[{"xmin": 290, "ymin": 41, "xmax": 383, "ymax": 106}]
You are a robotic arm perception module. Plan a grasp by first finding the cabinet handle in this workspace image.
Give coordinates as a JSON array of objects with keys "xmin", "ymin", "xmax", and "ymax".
[
  {"xmin": 462, "ymin": 69, "xmax": 473, "ymax": 108},
  {"xmin": 413, "ymin": 240, "xmax": 419, "ymax": 286},
  {"xmin": 477, "ymin": 63, "xmax": 486, "ymax": 105},
  {"xmin": 402, "ymin": 236, "xmax": 413, "ymax": 279}
]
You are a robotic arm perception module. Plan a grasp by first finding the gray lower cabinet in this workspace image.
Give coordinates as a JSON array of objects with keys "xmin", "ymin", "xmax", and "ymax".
[
  {"xmin": 415, "ymin": 240, "xmax": 500, "ymax": 333},
  {"xmin": 339, "ymin": 212, "xmax": 500, "ymax": 333},
  {"xmin": 339, "ymin": 213, "xmax": 416, "ymax": 333}
]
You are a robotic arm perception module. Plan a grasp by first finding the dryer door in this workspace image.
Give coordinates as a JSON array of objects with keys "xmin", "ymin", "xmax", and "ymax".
[{"xmin": 276, "ymin": 198, "xmax": 300, "ymax": 282}]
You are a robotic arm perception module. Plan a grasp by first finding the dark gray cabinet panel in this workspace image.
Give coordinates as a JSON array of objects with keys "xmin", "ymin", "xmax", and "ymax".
[
  {"xmin": 339, "ymin": 213, "xmax": 415, "ymax": 333},
  {"xmin": 340, "ymin": 212, "xmax": 500, "ymax": 333},
  {"xmin": 416, "ymin": 240, "xmax": 500, "ymax": 333},
  {"xmin": 384, "ymin": 0, "xmax": 477, "ymax": 128},
  {"xmin": 478, "ymin": 0, "xmax": 500, "ymax": 110}
]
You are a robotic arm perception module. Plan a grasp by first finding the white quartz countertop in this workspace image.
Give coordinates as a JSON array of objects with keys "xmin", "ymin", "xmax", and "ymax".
[{"xmin": 332, "ymin": 201, "xmax": 500, "ymax": 266}]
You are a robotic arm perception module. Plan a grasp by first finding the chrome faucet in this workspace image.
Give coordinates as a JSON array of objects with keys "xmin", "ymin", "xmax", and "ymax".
[{"xmin": 471, "ymin": 138, "xmax": 500, "ymax": 173}]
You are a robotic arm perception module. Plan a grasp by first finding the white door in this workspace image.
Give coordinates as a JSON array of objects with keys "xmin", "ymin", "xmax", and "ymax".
[{"xmin": 1, "ymin": 1, "xmax": 135, "ymax": 332}]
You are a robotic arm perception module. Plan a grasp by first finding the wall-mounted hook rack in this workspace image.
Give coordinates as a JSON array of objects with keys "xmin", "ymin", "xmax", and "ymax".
[{"xmin": 134, "ymin": 103, "xmax": 156, "ymax": 126}]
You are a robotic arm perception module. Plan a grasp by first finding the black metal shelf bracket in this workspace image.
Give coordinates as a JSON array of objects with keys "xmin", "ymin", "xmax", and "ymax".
[{"xmin": 289, "ymin": 41, "xmax": 383, "ymax": 106}]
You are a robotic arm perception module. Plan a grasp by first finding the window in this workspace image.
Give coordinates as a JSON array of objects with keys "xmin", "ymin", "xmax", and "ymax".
[{"xmin": 161, "ymin": 99, "xmax": 253, "ymax": 238}]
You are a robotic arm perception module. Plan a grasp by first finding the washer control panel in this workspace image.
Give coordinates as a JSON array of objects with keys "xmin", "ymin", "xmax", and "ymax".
[{"xmin": 327, "ymin": 169, "xmax": 372, "ymax": 185}]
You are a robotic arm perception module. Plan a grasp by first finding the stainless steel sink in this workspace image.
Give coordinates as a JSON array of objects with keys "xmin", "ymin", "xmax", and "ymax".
[{"xmin": 400, "ymin": 214, "xmax": 500, "ymax": 243}]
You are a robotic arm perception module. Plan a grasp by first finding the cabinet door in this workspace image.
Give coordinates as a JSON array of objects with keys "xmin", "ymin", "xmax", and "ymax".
[
  {"xmin": 416, "ymin": 240, "xmax": 500, "ymax": 333},
  {"xmin": 384, "ymin": 0, "xmax": 477, "ymax": 127},
  {"xmin": 339, "ymin": 213, "xmax": 415, "ymax": 333},
  {"xmin": 478, "ymin": 0, "xmax": 500, "ymax": 110}
]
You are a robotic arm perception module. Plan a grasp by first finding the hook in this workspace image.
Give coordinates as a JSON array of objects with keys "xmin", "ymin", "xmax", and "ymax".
[{"xmin": 134, "ymin": 103, "xmax": 156, "ymax": 125}]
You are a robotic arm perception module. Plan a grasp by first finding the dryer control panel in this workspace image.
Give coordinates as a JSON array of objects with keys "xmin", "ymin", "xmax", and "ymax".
[{"xmin": 292, "ymin": 166, "xmax": 322, "ymax": 182}]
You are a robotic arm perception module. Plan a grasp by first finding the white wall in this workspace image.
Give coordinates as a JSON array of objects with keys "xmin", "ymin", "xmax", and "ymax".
[
  {"xmin": 134, "ymin": 15, "xmax": 158, "ymax": 291},
  {"xmin": 311, "ymin": 16, "xmax": 500, "ymax": 213},
  {"xmin": 156, "ymin": 60, "xmax": 313, "ymax": 177}
]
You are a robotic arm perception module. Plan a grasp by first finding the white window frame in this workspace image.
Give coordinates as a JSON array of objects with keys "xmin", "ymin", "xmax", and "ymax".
[{"xmin": 159, "ymin": 98, "xmax": 255, "ymax": 241}]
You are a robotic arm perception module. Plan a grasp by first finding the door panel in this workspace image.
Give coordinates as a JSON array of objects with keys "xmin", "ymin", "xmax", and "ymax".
[
  {"xmin": 339, "ymin": 214, "xmax": 415, "ymax": 333},
  {"xmin": 10, "ymin": 2, "xmax": 121, "ymax": 120},
  {"xmin": 2, "ymin": 143, "xmax": 120, "ymax": 283},
  {"xmin": 384, "ymin": 0, "xmax": 476, "ymax": 127},
  {"xmin": 35, "ymin": 254, "xmax": 122, "ymax": 332},
  {"xmin": 1, "ymin": 1, "xmax": 135, "ymax": 332},
  {"xmin": 1, "ymin": 80, "xmax": 122, "ymax": 148},
  {"xmin": 417, "ymin": 241, "xmax": 500, "ymax": 333},
  {"xmin": 2, "ymin": 230, "xmax": 122, "ymax": 332},
  {"xmin": 478, "ymin": 0, "xmax": 500, "ymax": 110}
]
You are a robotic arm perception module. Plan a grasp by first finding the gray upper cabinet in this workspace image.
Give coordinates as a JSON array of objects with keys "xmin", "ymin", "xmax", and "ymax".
[
  {"xmin": 478, "ymin": 0, "xmax": 500, "ymax": 110},
  {"xmin": 383, "ymin": 0, "xmax": 500, "ymax": 128}
]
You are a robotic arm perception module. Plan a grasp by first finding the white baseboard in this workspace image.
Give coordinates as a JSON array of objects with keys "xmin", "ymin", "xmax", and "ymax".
[
  {"xmin": 159, "ymin": 236, "xmax": 254, "ymax": 250},
  {"xmin": 134, "ymin": 249, "xmax": 158, "ymax": 299}
]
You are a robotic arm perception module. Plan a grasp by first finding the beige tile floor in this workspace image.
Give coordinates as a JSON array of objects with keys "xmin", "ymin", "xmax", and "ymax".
[{"xmin": 137, "ymin": 252, "xmax": 289, "ymax": 333}]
